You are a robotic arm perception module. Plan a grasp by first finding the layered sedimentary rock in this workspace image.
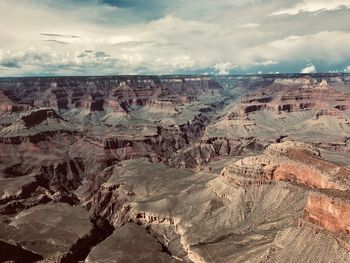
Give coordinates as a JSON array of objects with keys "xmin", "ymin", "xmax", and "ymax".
[
  {"xmin": 221, "ymin": 140, "xmax": 350, "ymax": 253},
  {"xmin": 304, "ymin": 192, "xmax": 350, "ymax": 236},
  {"xmin": 0, "ymin": 74, "xmax": 350, "ymax": 262},
  {"xmin": 145, "ymin": 100, "xmax": 178, "ymax": 114},
  {"xmin": 238, "ymin": 77, "xmax": 350, "ymax": 114},
  {"xmin": 221, "ymin": 141, "xmax": 350, "ymax": 191},
  {"xmin": 0, "ymin": 108, "xmax": 74, "ymax": 144}
]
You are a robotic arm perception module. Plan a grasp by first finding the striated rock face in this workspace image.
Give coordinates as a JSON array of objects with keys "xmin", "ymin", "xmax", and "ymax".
[
  {"xmin": 145, "ymin": 100, "xmax": 178, "ymax": 115},
  {"xmin": 304, "ymin": 192, "xmax": 350, "ymax": 236},
  {"xmin": 243, "ymin": 78, "xmax": 350, "ymax": 114},
  {"xmin": 88, "ymin": 181, "xmax": 133, "ymax": 225},
  {"xmin": 0, "ymin": 91, "xmax": 31, "ymax": 113},
  {"xmin": 221, "ymin": 141, "xmax": 350, "ymax": 191},
  {"xmin": 220, "ymin": 140, "xmax": 350, "ymax": 254},
  {"xmin": 82, "ymin": 154, "xmax": 350, "ymax": 263},
  {"xmin": 38, "ymin": 157, "xmax": 85, "ymax": 191}
]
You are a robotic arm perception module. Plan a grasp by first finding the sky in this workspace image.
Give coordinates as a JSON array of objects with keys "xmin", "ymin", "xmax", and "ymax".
[{"xmin": 0, "ymin": 0, "xmax": 350, "ymax": 76}]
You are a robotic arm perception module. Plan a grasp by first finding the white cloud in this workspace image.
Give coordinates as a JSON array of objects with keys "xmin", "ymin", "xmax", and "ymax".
[
  {"xmin": 344, "ymin": 66, "xmax": 350, "ymax": 72},
  {"xmin": 251, "ymin": 31, "xmax": 350, "ymax": 64},
  {"xmin": 301, "ymin": 63, "xmax": 316, "ymax": 73},
  {"xmin": 214, "ymin": 62, "xmax": 237, "ymax": 75},
  {"xmin": 253, "ymin": 60, "xmax": 279, "ymax": 66},
  {"xmin": 0, "ymin": 47, "xmax": 121, "ymax": 76},
  {"xmin": 271, "ymin": 0, "xmax": 350, "ymax": 15},
  {"xmin": 0, "ymin": 1, "xmax": 349, "ymax": 76},
  {"xmin": 235, "ymin": 23, "xmax": 260, "ymax": 29}
]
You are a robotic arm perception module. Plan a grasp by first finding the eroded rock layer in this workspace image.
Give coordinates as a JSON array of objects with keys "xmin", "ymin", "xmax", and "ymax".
[{"xmin": 1, "ymin": 74, "xmax": 350, "ymax": 262}]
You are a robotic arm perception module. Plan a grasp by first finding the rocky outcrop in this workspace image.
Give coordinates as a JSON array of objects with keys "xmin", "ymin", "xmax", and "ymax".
[
  {"xmin": 21, "ymin": 108, "xmax": 63, "ymax": 127},
  {"xmin": 102, "ymin": 113, "xmax": 211, "ymax": 164},
  {"xmin": 105, "ymin": 98, "xmax": 127, "ymax": 114},
  {"xmin": 174, "ymin": 137, "xmax": 258, "ymax": 168},
  {"xmin": 0, "ymin": 175, "xmax": 52, "ymax": 215},
  {"xmin": 227, "ymin": 111, "xmax": 250, "ymax": 120},
  {"xmin": 85, "ymin": 223, "xmax": 179, "ymax": 263},
  {"xmin": 0, "ymin": 76, "xmax": 224, "ymax": 120},
  {"xmin": 88, "ymin": 182, "xmax": 133, "ymax": 225},
  {"xmin": 237, "ymin": 78, "xmax": 350, "ymax": 114},
  {"xmin": 61, "ymin": 218, "xmax": 114, "ymax": 263},
  {"xmin": 0, "ymin": 91, "xmax": 31, "ymax": 113},
  {"xmin": 0, "ymin": 108, "xmax": 74, "ymax": 144},
  {"xmin": 38, "ymin": 157, "xmax": 85, "ymax": 191},
  {"xmin": 0, "ymin": 203, "xmax": 95, "ymax": 260},
  {"xmin": 145, "ymin": 100, "xmax": 178, "ymax": 113},
  {"xmin": 221, "ymin": 141, "xmax": 350, "ymax": 191},
  {"xmin": 220, "ymin": 141, "xmax": 350, "ymax": 251},
  {"xmin": 304, "ymin": 192, "xmax": 350, "ymax": 236}
]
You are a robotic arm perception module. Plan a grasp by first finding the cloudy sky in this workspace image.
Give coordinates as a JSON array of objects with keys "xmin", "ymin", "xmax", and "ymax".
[{"xmin": 0, "ymin": 0, "xmax": 350, "ymax": 76}]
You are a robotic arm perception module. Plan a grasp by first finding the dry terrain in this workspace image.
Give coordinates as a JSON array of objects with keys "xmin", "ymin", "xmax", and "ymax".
[{"xmin": 1, "ymin": 74, "xmax": 350, "ymax": 262}]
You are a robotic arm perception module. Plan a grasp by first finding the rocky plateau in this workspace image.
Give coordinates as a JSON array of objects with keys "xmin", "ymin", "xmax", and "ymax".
[{"xmin": 1, "ymin": 74, "xmax": 350, "ymax": 262}]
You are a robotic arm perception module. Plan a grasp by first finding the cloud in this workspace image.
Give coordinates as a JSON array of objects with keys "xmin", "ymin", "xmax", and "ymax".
[
  {"xmin": 235, "ymin": 23, "xmax": 260, "ymax": 29},
  {"xmin": 45, "ymin": 40, "xmax": 69, "ymax": 45},
  {"xmin": 95, "ymin": 51, "xmax": 110, "ymax": 57},
  {"xmin": 253, "ymin": 60, "xmax": 279, "ymax": 66},
  {"xmin": 0, "ymin": 61, "xmax": 20, "ymax": 69},
  {"xmin": 251, "ymin": 31, "xmax": 350, "ymax": 65},
  {"xmin": 213, "ymin": 62, "xmax": 237, "ymax": 75},
  {"xmin": 112, "ymin": 41, "xmax": 154, "ymax": 48},
  {"xmin": 301, "ymin": 63, "xmax": 316, "ymax": 73},
  {"xmin": 271, "ymin": 0, "xmax": 350, "ymax": 15},
  {"xmin": 344, "ymin": 66, "xmax": 350, "ymax": 73},
  {"xmin": 0, "ymin": 47, "xmax": 120, "ymax": 76},
  {"xmin": 40, "ymin": 33, "xmax": 79, "ymax": 38},
  {"xmin": 0, "ymin": 0, "xmax": 349, "ymax": 76}
]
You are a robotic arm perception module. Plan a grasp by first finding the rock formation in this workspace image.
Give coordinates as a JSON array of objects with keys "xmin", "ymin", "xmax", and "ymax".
[{"xmin": 0, "ymin": 73, "xmax": 350, "ymax": 262}]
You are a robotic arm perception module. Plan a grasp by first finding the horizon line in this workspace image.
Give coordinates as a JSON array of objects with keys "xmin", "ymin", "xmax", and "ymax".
[{"xmin": 1, "ymin": 72, "xmax": 350, "ymax": 79}]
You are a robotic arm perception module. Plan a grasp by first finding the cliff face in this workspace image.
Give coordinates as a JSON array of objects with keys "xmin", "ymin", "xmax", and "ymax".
[
  {"xmin": 221, "ymin": 141, "xmax": 350, "ymax": 191},
  {"xmin": 238, "ymin": 77, "xmax": 350, "ymax": 114},
  {"xmin": 0, "ymin": 109, "xmax": 74, "ymax": 144},
  {"xmin": 221, "ymin": 140, "xmax": 350, "ymax": 252},
  {"xmin": 304, "ymin": 192, "xmax": 350, "ymax": 236},
  {"xmin": 0, "ymin": 76, "xmax": 223, "ymax": 114}
]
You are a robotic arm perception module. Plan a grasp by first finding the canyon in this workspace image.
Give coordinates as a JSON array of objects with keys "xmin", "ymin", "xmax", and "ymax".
[{"xmin": 1, "ymin": 74, "xmax": 350, "ymax": 262}]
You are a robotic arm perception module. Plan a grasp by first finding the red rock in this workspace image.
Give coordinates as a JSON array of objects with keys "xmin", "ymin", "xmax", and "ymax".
[{"xmin": 304, "ymin": 192, "xmax": 350, "ymax": 235}]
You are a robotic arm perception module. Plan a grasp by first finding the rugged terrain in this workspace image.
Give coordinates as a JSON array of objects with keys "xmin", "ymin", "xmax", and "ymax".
[{"xmin": 1, "ymin": 74, "xmax": 350, "ymax": 262}]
